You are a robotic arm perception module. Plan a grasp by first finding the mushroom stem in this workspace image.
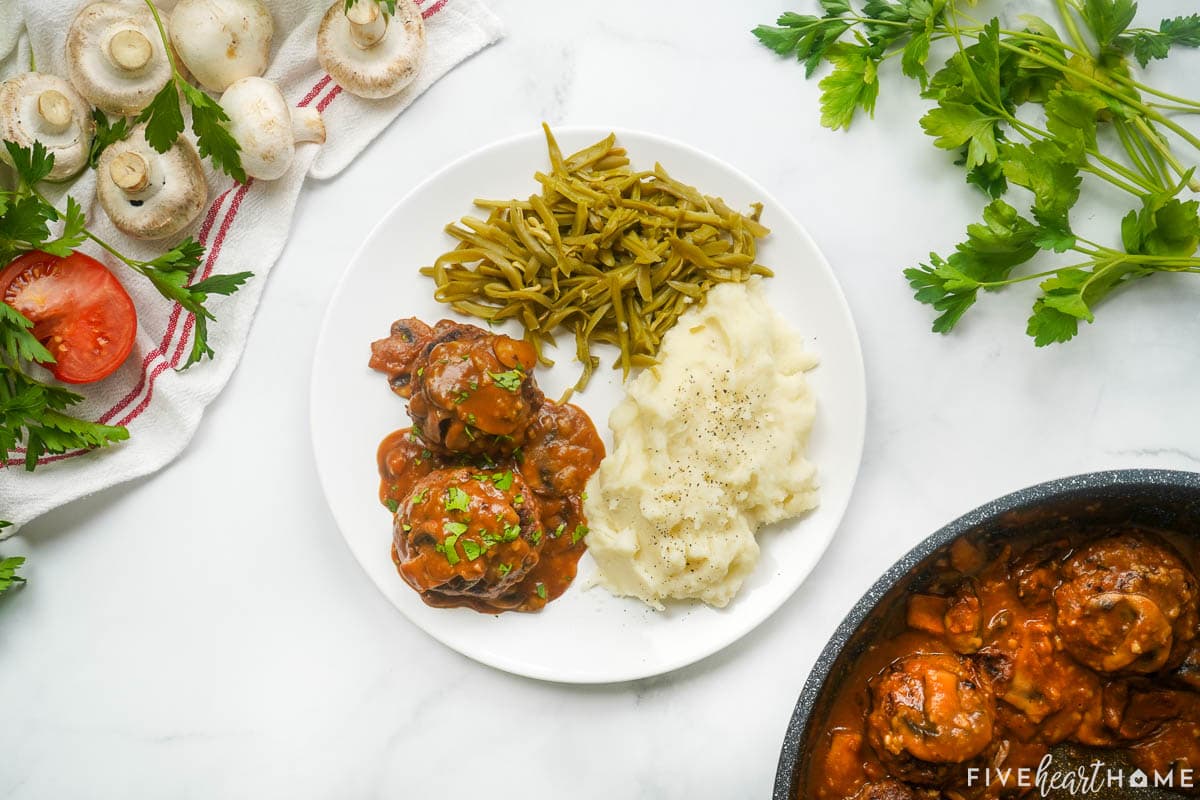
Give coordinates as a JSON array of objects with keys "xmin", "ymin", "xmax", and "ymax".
[
  {"xmin": 291, "ymin": 107, "xmax": 327, "ymax": 145},
  {"xmin": 108, "ymin": 28, "xmax": 153, "ymax": 72},
  {"xmin": 346, "ymin": 0, "xmax": 388, "ymax": 49},
  {"xmin": 36, "ymin": 90, "xmax": 74, "ymax": 134},
  {"xmin": 110, "ymin": 150, "xmax": 150, "ymax": 194}
]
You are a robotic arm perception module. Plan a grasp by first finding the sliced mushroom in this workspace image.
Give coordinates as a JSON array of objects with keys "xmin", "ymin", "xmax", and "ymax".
[
  {"xmin": 220, "ymin": 77, "xmax": 325, "ymax": 181},
  {"xmin": 169, "ymin": 0, "xmax": 273, "ymax": 93},
  {"xmin": 96, "ymin": 124, "xmax": 208, "ymax": 240},
  {"xmin": 0, "ymin": 73, "xmax": 95, "ymax": 182},
  {"xmin": 66, "ymin": 2, "xmax": 174, "ymax": 116},
  {"xmin": 317, "ymin": 0, "xmax": 425, "ymax": 100}
]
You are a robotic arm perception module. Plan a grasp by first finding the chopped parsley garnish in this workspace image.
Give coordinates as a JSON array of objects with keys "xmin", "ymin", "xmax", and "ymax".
[
  {"xmin": 497, "ymin": 563, "xmax": 513, "ymax": 577},
  {"xmin": 502, "ymin": 523, "xmax": 521, "ymax": 542},
  {"xmin": 580, "ymin": 492, "xmax": 588, "ymax": 501},
  {"xmin": 572, "ymin": 525, "xmax": 589, "ymax": 544},
  {"xmin": 488, "ymin": 369, "xmax": 524, "ymax": 392},
  {"xmin": 535, "ymin": 583, "xmax": 547, "ymax": 600},
  {"xmin": 464, "ymin": 426, "xmax": 476, "ymax": 441},
  {"xmin": 467, "ymin": 413, "xmax": 477, "ymax": 425},
  {"xmin": 444, "ymin": 486, "xmax": 470, "ymax": 512},
  {"xmin": 552, "ymin": 523, "xmax": 566, "ymax": 539},
  {"xmin": 481, "ymin": 531, "xmax": 501, "ymax": 547},
  {"xmin": 385, "ymin": 498, "xmax": 399, "ymax": 513},
  {"xmin": 461, "ymin": 540, "xmax": 484, "ymax": 561},
  {"xmin": 469, "ymin": 379, "xmax": 478, "ymax": 390},
  {"xmin": 444, "ymin": 521, "xmax": 468, "ymax": 536},
  {"xmin": 491, "ymin": 471, "xmax": 514, "ymax": 491},
  {"xmin": 416, "ymin": 367, "xmax": 424, "ymax": 377},
  {"xmin": 402, "ymin": 523, "xmax": 412, "ymax": 532},
  {"xmin": 454, "ymin": 390, "xmax": 471, "ymax": 405},
  {"xmin": 513, "ymin": 494, "xmax": 524, "ymax": 506},
  {"xmin": 412, "ymin": 488, "xmax": 429, "ymax": 505},
  {"xmin": 437, "ymin": 530, "xmax": 462, "ymax": 566}
]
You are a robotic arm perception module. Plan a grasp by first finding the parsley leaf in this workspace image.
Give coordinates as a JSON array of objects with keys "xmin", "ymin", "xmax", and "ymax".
[
  {"xmin": 138, "ymin": 82, "xmax": 186, "ymax": 154},
  {"xmin": 752, "ymin": 14, "xmax": 852, "ymax": 78},
  {"xmin": 488, "ymin": 370, "xmax": 524, "ymax": 392},
  {"xmin": 461, "ymin": 539, "xmax": 484, "ymax": 561},
  {"xmin": 88, "ymin": 109, "xmax": 133, "ymax": 168},
  {"xmin": 180, "ymin": 83, "xmax": 247, "ymax": 184},
  {"xmin": 491, "ymin": 471, "xmax": 514, "ymax": 491},
  {"xmin": 445, "ymin": 486, "xmax": 470, "ymax": 512},
  {"xmin": 1120, "ymin": 14, "xmax": 1200, "ymax": 67},
  {"xmin": 0, "ymin": 554, "xmax": 25, "ymax": 595},
  {"xmin": 919, "ymin": 102, "xmax": 1000, "ymax": 169},
  {"xmin": 1078, "ymin": 0, "xmax": 1137, "ymax": 49},
  {"xmin": 818, "ymin": 45, "xmax": 881, "ymax": 131}
]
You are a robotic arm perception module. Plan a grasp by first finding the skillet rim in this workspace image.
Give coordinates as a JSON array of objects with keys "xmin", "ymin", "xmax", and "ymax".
[{"xmin": 772, "ymin": 467, "xmax": 1200, "ymax": 800}]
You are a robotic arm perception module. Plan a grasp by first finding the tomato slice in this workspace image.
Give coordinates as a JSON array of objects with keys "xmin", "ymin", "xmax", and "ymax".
[{"xmin": 0, "ymin": 250, "xmax": 138, "ymax": 384}]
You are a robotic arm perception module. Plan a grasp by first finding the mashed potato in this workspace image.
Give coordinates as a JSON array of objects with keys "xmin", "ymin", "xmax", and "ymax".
[{"xmin": 584, "ymin": 279, "xmax": 819, "ymax": 609}]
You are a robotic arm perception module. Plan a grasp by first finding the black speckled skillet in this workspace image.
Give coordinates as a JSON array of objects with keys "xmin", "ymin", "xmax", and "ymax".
[{"xmin": 774, "ymin": 469, "xmax": 1200, "ymax": 800}]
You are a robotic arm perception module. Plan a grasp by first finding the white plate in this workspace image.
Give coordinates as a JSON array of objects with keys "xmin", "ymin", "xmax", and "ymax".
[{"xmin": 310, "ymin": 128, "xmax": 866, "ymax": 683}]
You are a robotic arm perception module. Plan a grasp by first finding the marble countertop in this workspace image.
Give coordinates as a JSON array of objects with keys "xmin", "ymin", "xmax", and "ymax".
[{"xmin": 4, "ymin": 1, "xmax": 1200, "ymax": 797}]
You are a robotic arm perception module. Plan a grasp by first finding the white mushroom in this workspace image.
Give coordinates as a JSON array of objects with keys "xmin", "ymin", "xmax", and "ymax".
[
  {"xmin": 66, "ymin": 2, "xmax": 174, "ymax": 116},
  {"xmin": 169, "ymin": 0, "xmax": 273, "ymax": 93},
  {"xmin": 96, "ymin": 124, "xmax": 208, "ymax": 240},
  {"xmin": 0, "ymin": 73, "xmax": 95, "ymax": 182},
  {"xmin": 219, "ymin": 77, "xmax": 325, "ymax": 181},
  {"xmin": 317, "ymin": 0, "xmax": 426, "ymax": 100}
]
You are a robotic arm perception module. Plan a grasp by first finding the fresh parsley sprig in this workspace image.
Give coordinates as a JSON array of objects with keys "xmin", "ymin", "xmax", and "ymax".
[
  {"xmin": 754, "ymin": 0, "xmax": 1200, "ymax": 345},
  {"xmin": 137, "ymin": 0, "xmax": 245, "ymax": 183},
  {"xmin": 6, "ymin": 141, "xmax": 253, "ymax": 368},
  {"xmin": 0, "ymin": 541, "xmax": 26, "ymax": 596}
]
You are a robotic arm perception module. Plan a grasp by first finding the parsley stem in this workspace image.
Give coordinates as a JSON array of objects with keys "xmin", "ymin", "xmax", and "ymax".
[
  {"xmin": 1002, "ymin": 110, "xmax": 1158, "ymax": 195},
  {"xmin": 1053, "ymin": 0, "xmax": 1092, "ymax": 56},
  {"xmin": 1132, "ymin": 116, "xmax": 1200, "ymax": 192},
  {"xmin": 990, "ymin": 38, "xmax": 1200, "ymax": 157},
  {"xmin": 1114, "ymin": 119, "xmax": 1158, "ymax": 188},
  {"xmin": 1106, "ymin": 77, "xmax": 1200, "ymax": 112},
  {"xmin": 1079, "ymin": 163, "xmax": 1152, "ymax": 196},
  {"xmin": 1147, "ymin": 102, "xmax": 1200, "ymax": 114},
  {"xmin": 1122, "ymin": 119, "xmax": 1173, "ymax": 188},
  {"xmin": 142, "ymin": 0, "xmax": 184, "ymax": 83},
  {"xmin": 1090, "ymin": 151, "xmax": 1162, "ymax": 194}
]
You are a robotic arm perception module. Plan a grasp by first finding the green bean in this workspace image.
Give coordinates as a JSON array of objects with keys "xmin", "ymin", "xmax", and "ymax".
[{"xmin": 422, "ymin": 124, "xmax": 772, "ymax": 390}]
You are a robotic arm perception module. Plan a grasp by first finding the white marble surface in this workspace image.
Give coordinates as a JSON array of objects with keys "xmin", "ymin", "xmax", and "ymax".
[{"xmin": 3, "ymin": 1, "xmax": 1200, "ymax": 797}]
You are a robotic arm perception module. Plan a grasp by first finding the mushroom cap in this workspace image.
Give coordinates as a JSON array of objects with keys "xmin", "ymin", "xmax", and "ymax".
[
  {"xmin": 96, "ymin": 124, "xmax": 208, "ymax": 241},
  {"xmin": 0, "ymin": 73, "xmax": 95, "ymax": 182},
  {"xmin": 169, "ymin": 0, "xmax": 273, "ymax": 93},
  {"xmin": 220, "ymin": 76, "xmax": 293, "ymax": 181},
  {"xmin": 66, "ymin": 2, "xmax": 174, "ymax": 115},
  {"xmin": 317, "ymin": 0, "xmax": 426, "ymax": 100}
]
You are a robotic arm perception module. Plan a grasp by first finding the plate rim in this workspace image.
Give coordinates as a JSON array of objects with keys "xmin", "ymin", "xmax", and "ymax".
[{"xmin": 308, "ymin": 125, "xmax": 868, "ymax": 683}]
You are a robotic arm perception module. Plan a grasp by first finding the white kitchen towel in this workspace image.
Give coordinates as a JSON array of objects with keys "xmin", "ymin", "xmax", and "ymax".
[{"xmin": 0, "ymin": 0, "xmax": 504, "ymax": 535}]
